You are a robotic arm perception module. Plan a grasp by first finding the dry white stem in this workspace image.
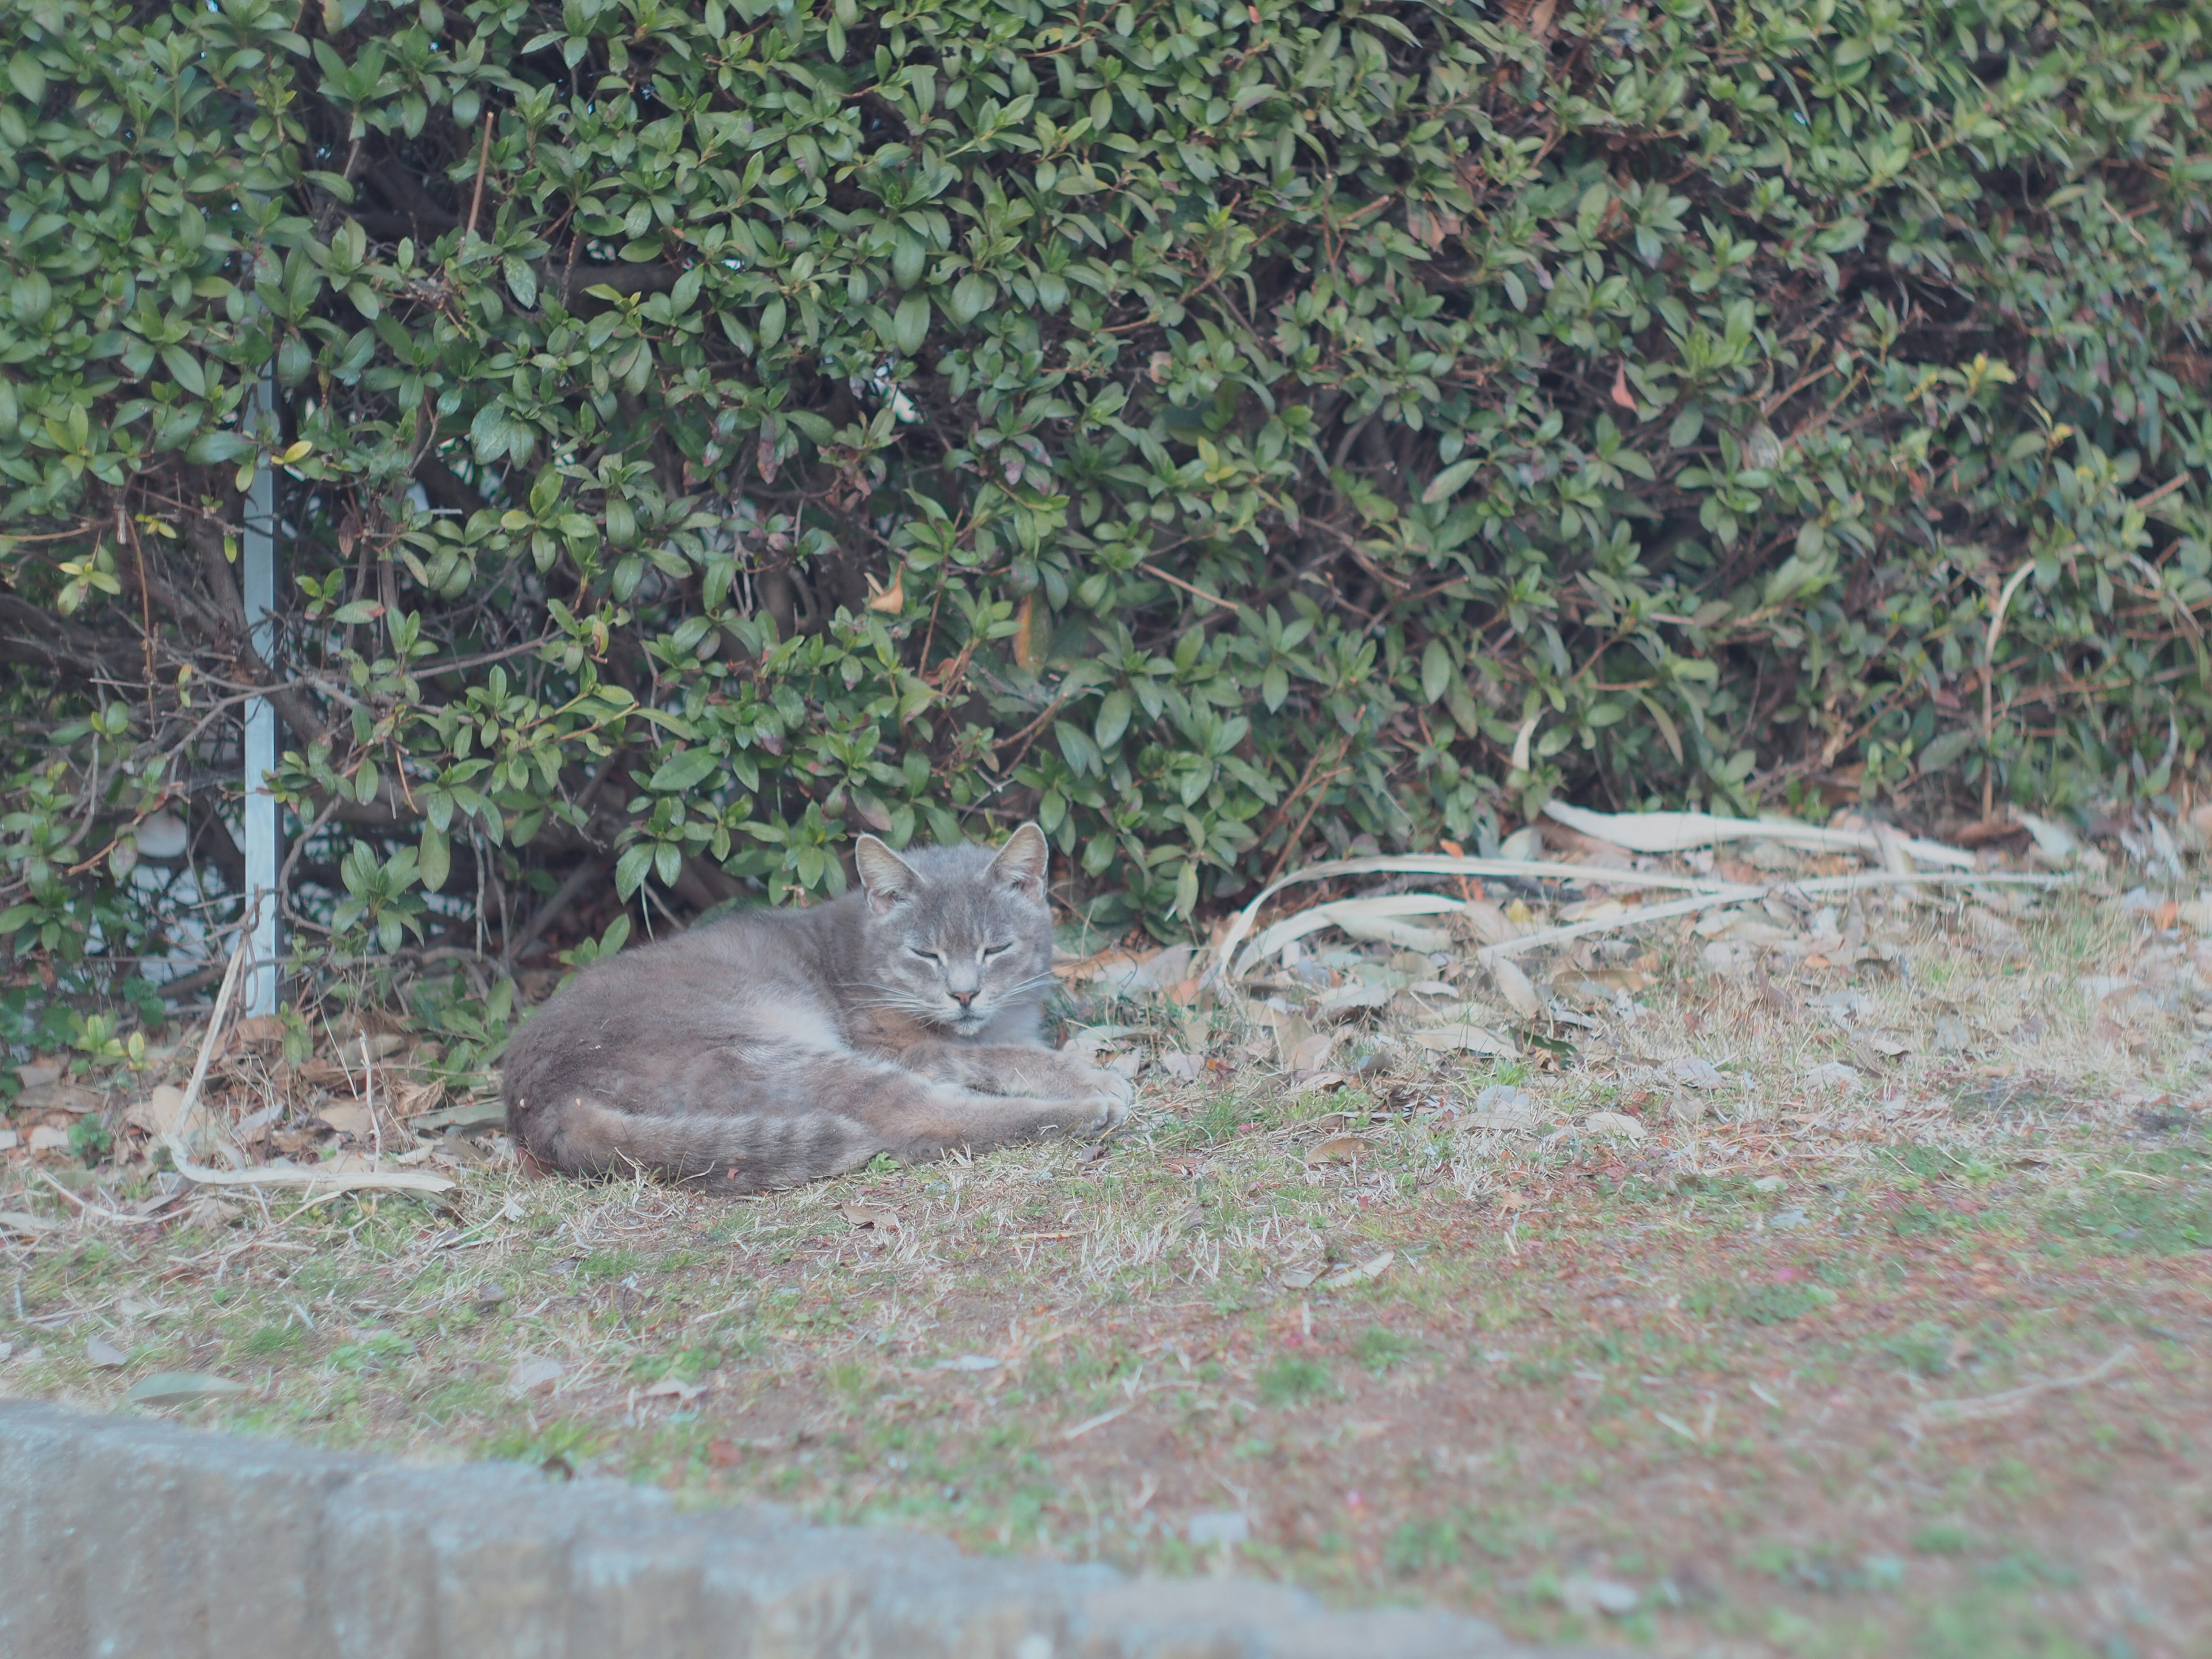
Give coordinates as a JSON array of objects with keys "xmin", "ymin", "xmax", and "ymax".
[
  {"xmin": 1543, "ymin": 801, "xmax": 1975, "ymax": 868},
  {"xmin": 159, "ymin": 919, "xmax": 455, "ymax": 1203},
  {"xmin": 1479, "ymin": 871, "xmax": 2067, "ymax": 961},
  {"xmin": 1215, "ymin": 854, "xmax": 1734, "ymax": 978},
  {"xmin": 1911, "ymin": 1344, "xmax": 2136, "ymax": 1430}
]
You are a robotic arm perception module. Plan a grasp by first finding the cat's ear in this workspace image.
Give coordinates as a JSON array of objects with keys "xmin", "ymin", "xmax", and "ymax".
[
  {"xmin": 989, "ymin": 822, "xmax": 1050, "ymax": 900},
  {"xmin": 854, "ymin": 835, "xmax": 919, "ymax": 916}
]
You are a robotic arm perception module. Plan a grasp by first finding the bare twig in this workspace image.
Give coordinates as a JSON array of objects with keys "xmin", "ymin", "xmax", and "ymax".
[
  {"xmin": 1215, "ymin": 854, "xmax": 1738, "ymax": 978},
  {"xmin": 1908, "ymin": 1345, "xmax": 2136, "ymax": 1434},
  {"xmin": 465, "ymin": 108, "xmax": 495, "ymax": 237},
  {"xmin": 1478, "ymin": 870, "xmax": 2068, "ymax": 963}
]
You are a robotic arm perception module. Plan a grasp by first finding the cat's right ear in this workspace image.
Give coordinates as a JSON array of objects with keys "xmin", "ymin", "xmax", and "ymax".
[{"xmin": 854, "ymin": 835, "xmax": 920, "ymax": 916}]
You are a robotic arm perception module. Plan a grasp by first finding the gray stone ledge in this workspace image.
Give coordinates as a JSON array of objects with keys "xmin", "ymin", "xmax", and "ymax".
[{"xmin": 0, "ymin": 1398, "xmax": 1615, "ymax": 1659}]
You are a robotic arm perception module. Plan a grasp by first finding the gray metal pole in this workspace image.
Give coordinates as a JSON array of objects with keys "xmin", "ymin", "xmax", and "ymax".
[{"xmin": 240, "ymin": 368, "xmax": 280, "ymax": 1017}]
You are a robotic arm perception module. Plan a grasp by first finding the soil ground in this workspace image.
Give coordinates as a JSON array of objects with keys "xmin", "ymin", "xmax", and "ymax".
[{"xmin": 4, "ymin": 873, "xmax": 2210, "ymax": 1657}]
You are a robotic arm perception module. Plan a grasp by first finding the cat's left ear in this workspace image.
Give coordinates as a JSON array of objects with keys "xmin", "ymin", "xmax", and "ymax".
[
  {"xmin": 989, "ymin": 822, "xmax": 1050, "ymax": 900},
  {"xmin": 854, "ymin": 835, "xmax": 920, "ymax": 916}
]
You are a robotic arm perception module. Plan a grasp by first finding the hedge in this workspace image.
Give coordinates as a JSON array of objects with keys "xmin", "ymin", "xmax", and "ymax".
[{"xmin": 3, "ymin": 0, "xmax": 2210, "ymax": 1021}]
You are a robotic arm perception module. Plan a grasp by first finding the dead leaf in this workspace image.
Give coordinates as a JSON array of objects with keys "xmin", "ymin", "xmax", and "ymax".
[
  {"xmin": 127, "ymin": 1371, "xmax": 242, "ymax": 1406},
  {"xmin": 642, "ymin": 1377, "xmax": 706, "ymax": 1403},
  {"xmin": 1610, "ymin": 361, "xmax": 1635, "ymax": 410},
  {"xmin": 1321, "ymin": 1251, "xmax": 1394, "ymax": 1289},
  {"xmin": 233, "ymin": 1016, "xmax": 286, "ymax": 1047},
  {"xmin": 316, "ymin": 1103, "xmax": 375, "ymax": 1138},
  {"xmin": 0, "ymin": 1210, "xmax": 56, "ymax": 1236},
  {"xmin": 27, "ymin": 1125, "xmax": 71, "ymax": 1153},
  {"xmin": 1551, "ymin": 967, "xmax": 1653, "ymax": 999},
  {"xmin": 1316, "ymin": 980, "xmax": 1395, "ymax": 1016},
  {"xmin": 1463, "ymin": 1112, "xmax": 1538, "ymax": 1133},
  {"xmin": 863, "ymin": 566, "xmax": 905, "ymax": 613},
  {"xmin": 1459, "ymin": 899, "xmax": 1517, "ymax": 945},
  {"xmin": 1488, "ymin": 956, "xmax": 1542, "ymax": 1020},
  {"xmin": 1289, "ymin": 1030, "xmax": 1339, "ymax": 1073},
  {"xmin": 1306, "ymin": 1134, "xmax": 1371, "ymax": 1165},
  {"xmin": 123, "ymin": 1084, "xmax": 188, "ymax": 1137},
  {"xmin": 1408, "ymin": 1024, "xmax": 1517, "ymax": 1058},
  {"xmin": 1582, "ymin": 1111, "xmax": 1646, "ymax": 1141},
  {"xmin": 1965, "ymin": 907, "xmax": 2025, "ymax": 950},
  {"xmin": 1280, "ymin": 1266, "xmax": 1321, "ymax": 1290},
  {"xmin": 1012, "ymin": 592, "xmax": 1044, "ymax": 672},
  {"xmin": 86, "ymin": 1336, "xmax": 128, "ymax": 1369},
  {"xmin": 1666, "ymin": 1056, "xmax": 1725, "ymax": 1091},
  {"xmin": 840, "ymin": 1203, "xmax": 899, "ymax": 1229},
  {"xmin": 508, "ymin": 1357, "xmax": 564, "ymax": 1394}
]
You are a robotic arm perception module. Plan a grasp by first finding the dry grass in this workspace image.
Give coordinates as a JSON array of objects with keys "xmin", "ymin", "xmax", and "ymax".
[{"xmin": 5, "ymin": 877, "xmax": 2211, "ymax": 1657}]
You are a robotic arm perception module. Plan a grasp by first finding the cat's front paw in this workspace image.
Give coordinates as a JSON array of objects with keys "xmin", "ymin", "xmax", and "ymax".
[{"xmin": 1078, "ymin": 1066, "xmax": 1134, "ymax": 1137}]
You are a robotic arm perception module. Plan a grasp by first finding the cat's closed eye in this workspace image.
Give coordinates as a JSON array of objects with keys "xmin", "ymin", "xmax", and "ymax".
[
  {"xmin": 908, "ymin": 946, "xmax": 943, "ymax": 965},
  {"xmin": 981, "ymin": 941, "xmax": 1014, "ymax": 961}
]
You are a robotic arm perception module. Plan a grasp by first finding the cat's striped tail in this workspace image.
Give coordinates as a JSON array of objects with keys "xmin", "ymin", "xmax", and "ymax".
[{"xmin": 508, "ymin": 1093, "xmax": 880, "ymax": 1194}]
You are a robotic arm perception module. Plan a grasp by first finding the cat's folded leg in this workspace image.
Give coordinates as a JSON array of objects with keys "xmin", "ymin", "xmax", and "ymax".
[
  {"xmin": 889, "ymin": 1039, "xmax": 1135, "ymax": 1110},
  {"xmin": 862, "ymin": 1075, "xmax": 1130, "ymax": 1160}
]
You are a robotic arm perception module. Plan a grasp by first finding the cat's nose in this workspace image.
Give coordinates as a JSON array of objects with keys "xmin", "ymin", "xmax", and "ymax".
[{"xmin": 950, "ymin": 990, "xmax": 976, "ymax": 1008}]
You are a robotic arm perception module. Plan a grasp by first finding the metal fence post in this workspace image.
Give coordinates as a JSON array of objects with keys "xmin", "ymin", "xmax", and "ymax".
[{"xmin": 240, "ymin": 366, "xmax": 281, "ymax": 1017}]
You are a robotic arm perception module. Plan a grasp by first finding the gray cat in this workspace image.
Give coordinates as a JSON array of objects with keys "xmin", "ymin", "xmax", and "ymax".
[{"xmin": 502, "ymin": 824, "xmax": 1132, "ymax": 1192}]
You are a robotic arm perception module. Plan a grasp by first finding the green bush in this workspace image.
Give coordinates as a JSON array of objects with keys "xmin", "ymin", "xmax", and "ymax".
[{"xmin": 3, "ymin": 0, "xmax": 2210, "ymax": 1010}]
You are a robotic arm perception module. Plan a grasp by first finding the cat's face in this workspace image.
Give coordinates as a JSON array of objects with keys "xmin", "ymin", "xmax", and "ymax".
[{"xmin": 852, "ymin": 825, "xmax": 1053, "ymax": 1035}]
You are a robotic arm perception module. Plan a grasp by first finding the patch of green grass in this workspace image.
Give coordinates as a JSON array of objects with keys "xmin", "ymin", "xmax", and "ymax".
[
  {"xmin": 326, "ymin": 1332, "xmax": 415, "ymax": 1373},
  {"xmin": 1911, "ymin": 1523, "xmax": 1975, "ymax": 1555},
  {"xmin": 574, "ymin": 1249, "xmax": 647, "ymax": 1279},
  {"xmin": 630, "ymin": 1346, "xmax": 719, "ymax": 1384},
  {"xmin": 1385, "ymin": 1516, "xmax": 1460, "ymax": 1574},
  {"xmin": 1881, "ymin": 1321, "xmax": 1957, "ymax": 1377},
  {"xmin": 1748, "ymin": 1282, "xmax": 1835, "ymax": 1324},
  {"xmin": 1258, "ymin": 1353, "xmax": 1336, "ymax": 1405},
  {"xmin": 241, "ymin": 1321, "xmax": 304, "ymax": 1356},
  {"xmin": 484, "ymin": 1416, "xmax": 603, "ymax": 1468},
  {"xmin": 2046, "ymin": 1141, "xmax": 2212, "ymax": 1255},
  {"xmin": 1353, "ymin": 1325, "xmax": 1413, "ymax": 1374},
  {"xmin": 1911, "ymin": 1588, "xmax": 2101, "ymax": 1659}
]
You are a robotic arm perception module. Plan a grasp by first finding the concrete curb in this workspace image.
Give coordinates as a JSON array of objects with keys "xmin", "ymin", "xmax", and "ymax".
[{"xmin": 0, "ymin": 1399, "xmax": 1609, "ymax": 1658}]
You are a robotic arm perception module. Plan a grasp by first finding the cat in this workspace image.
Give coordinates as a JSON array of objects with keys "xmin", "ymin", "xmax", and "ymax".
[{"xmin": 501, "ymin": 823, "xmax": 1133, "ymax": 1192}]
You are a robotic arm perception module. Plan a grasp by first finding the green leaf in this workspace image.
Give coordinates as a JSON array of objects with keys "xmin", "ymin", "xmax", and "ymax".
[
  {"xmin": 648, "ymin": 747, "xmax": 721, "ymax": 792},
  {"xmin": 892, "ymin": 292, "xmax": 929, "ymax": 356},
  {"xmin": 1421, "ymin": 639, "xmax": 1451, "ymax": 704},
  {"xmin": 1918, "ymin": 728, "xmax": 1976, "ymax": 772},
  {"xmin": 7, "ymin": 53, "xmax": 45, "ymax": 106},
  {"xmin": 1421, "ymin": 459, "xmax": 1478, "ymax": 505},
  {"xmin": 418, "ymin": 823, "xmax": 450, "ymax": 892},
  {"xmin": 1094, "ymin": 687, "xmax": 1131, "ymax": 748}
]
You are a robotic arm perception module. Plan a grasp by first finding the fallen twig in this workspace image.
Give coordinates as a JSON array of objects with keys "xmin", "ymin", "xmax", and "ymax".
[
  {"xmin": 1217, "ymin": 854, "xmax": 1735, "ymax": 978},
  {"xmin": 28, "ymin": 1165, "xmax": 164, "ymax": 1228},
  {"xmin": 1478, "ymin": 870, "xmax": 2067, "ymax": 962},
  {"xmin": 168, "ymin": 922, "xmax": 253, "ymax": 1171},
  {"xmin": 1543, "ymin": 801, "xmax": 1976, "ymax": 869},
  {"xmin": 1908, "ymin": 1344, "xmax": 2136, "ymax": 1433},
  {"xmin": 160, "ymin": 913, "xmax": 457, "ymax": 1203}
]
